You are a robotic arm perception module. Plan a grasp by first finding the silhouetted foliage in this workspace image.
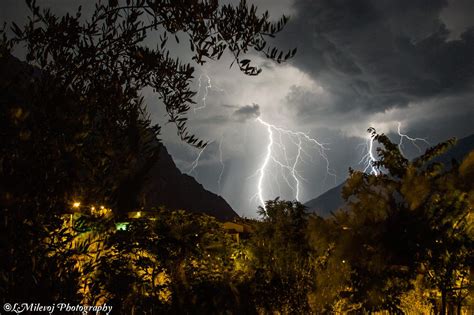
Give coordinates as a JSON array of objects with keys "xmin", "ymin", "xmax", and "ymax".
[{"xmin": 329, "ymin": 129, "xmax": 474, "ymax": 313}]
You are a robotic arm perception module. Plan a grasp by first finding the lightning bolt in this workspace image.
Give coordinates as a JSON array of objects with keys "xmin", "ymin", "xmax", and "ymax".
[
  {"xmin": 194, "ymin": 74, "xmax": 212, "ymax": 112},
  {"xmin": 359, "ymin": 133, "xmax": 379, "ymax": 175},
  {"xmin": 252, "ymin": 117, "xmax": 336, "ymax": 209},
  {"xmin": 397, "ymin": 122, "xmax": 429, "ymax": 156},
  {"xmin": 254, "ymin": 119, "xmax": 274, "ymax": 208},
  {"xmin": 359, "ymin": 122, "xmax": 429, "ymax": 175},
  {"xmin": 217, "ymin": 135, "xmax": 225, "ymax": 193},
  {"xmin": 187, "ymin": 72, "xmax": 226, "ymax": 175},
  {"xmin": 191, "ymin": 73, "xmax": 337, "ymax": 211},
  {"xmin": 194, "ymin": 73, "xmax": 226, "ymax": 112},
  {"xmin": 188, "ymin": 143, "xmax": 211, "ymax": 175}
]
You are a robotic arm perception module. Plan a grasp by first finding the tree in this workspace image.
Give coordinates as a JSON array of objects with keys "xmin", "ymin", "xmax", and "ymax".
[
  {"xmin": 250, "ymin": 198, "xmax": 313, "ymax": 313},
  {"xmin": 413, "ymin": 150, "xmax": 474, "ymax": 314},
  {"xmin": 103, "ymin": 209, "xmax": 241, "ymax": 313},
  {"xmin": 335, "ymin": 128, "xmax": 474, "ymax": 313},
  {"xmin": 306, "ymin": 215, "xmax": 354, "ymax": 313}
]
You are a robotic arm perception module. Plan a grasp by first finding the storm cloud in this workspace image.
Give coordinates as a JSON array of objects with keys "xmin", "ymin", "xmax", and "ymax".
[
  {"xmin": 2, "ymin": 0, "xmax": 473, "ymax": 217},
  {"xmin": 167, "ymin": 0, "xmax": 474, "ymax": 216},
  {"xmin": 232, "ymin": 103, "xmax": 261, "ymax": 122},
  {"xmin": 276, "ymin": 0, "xmax": 474, "ymax": 119}
]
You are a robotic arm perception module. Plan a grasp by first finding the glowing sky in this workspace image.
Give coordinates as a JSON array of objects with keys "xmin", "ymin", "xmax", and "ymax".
[
  {"xmin": 153, "ymin": 0, "xmax": 474, "ymax": 217},
  {"xmin": 3, "ymin": 0, "xmax": 474, "ymax": 217}
]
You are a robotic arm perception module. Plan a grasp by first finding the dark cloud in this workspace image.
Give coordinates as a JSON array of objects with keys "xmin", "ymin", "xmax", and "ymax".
[
  {"xmin": 276, "ymin": 0, "xmax": 474, "ymax": 117},
  {"xmin": 232, "ymin": 103, "xmax": 261, "ymax": 122}
]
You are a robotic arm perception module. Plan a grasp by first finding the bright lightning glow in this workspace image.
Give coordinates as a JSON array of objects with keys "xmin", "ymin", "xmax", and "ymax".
[
  {"xmin": 188, "ymin": 143, "xmax": 210, "ymax": 175},
  {"xmin": 397, "ymin": 122, "xmax": 429, "ymax": 156},
  {"xmin": 291, "ymin": 137, "xmax": 302, "ymax": 200},
  {"xmin": 359, "ymin": 122, "xmax": 429, "ymax": 175},
  {"xmin": 255, "ymin": 119, "xmax": 274, "ymax": 208},
  {"xmin": 359, "ymin": 133, "xmax": 379, "ymax": 175},
  {"xmin": 194, "ymin": 74, "xmax": 212, "ymax": 112},
  {"xmin": 191, "ymin": 73, "xmax": 336, "ymax": 211},
  {"xmin": 252, "ymin": 117, "xmax": 335, "ymax": 209},
  {"xmin": 194, "ymin": 73, "xmax": 226, "ymax": 112}
]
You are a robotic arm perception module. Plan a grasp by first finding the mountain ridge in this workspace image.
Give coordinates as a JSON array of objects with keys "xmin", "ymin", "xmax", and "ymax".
[
  {"xmin": 0, "ymin": 54, "xmax": 238, "ymax": 221},
  {"xmin": 140, "ymin": 143, "xmax": 239, "ymax": 221},
  {"xmin": 304, "ymin": 134, "xmax": 474, "ymax": 217}
]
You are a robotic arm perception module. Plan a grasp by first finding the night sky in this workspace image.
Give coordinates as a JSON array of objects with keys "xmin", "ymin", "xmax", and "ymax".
[{"xmin": 3, "ymin": 0, "xmax": 474, "ymax": 217}]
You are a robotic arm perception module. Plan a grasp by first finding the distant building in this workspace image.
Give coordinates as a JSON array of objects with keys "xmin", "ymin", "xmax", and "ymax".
[{"xmin": 222, "ymin": 221, "xmax": 253, "ymax": 243}]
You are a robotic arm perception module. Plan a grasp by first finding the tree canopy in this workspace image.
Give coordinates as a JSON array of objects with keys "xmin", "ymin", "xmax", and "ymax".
[{"xmin": 327, "ymin": 129, "xmax": 474, "ymax": 313}]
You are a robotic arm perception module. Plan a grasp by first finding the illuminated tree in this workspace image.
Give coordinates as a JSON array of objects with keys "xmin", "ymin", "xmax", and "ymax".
[
  {"xmin": 336, "ymin": 129, "xmax": 474, "ymax": 313},
  {"xmin": 415, "ymin": 151, "xmax": 474, "ymax": 314},
  {"xmin": 306, "ymin": 215, "xmax": 354, "ymax": 313},
  {"xmin": 250, "ymin": 199, "xmax": 313, "ymax": 313},
  {"xmin": 103, "ymin": 209, "xmax": 249, "ymax": 313}
]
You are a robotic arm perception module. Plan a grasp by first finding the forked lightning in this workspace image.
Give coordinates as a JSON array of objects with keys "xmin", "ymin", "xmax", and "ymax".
[{"xmin": 252, "ymin": 117, "xmax": 336, "ymax": 210}]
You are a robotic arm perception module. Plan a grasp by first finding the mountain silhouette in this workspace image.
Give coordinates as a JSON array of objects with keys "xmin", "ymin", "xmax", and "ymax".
[
  {"xmin": 305, "ymin": 134, "xmax": 474, "ymax": 217},
  {"xmin": 139, "ymin": 142, "xmax": 239, "ymax": 221},
  {"xmin": 1, "ymin": 55, "xmax": 238, "ymax": 221}
]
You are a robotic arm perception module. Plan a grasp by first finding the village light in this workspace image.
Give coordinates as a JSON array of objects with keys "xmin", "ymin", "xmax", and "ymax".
[
  {"xmin": 116, "ymin": 222, "xmax": 129, "ymax": 231},
  {"xmin": 72, "ymin": 202, "xmax": 81, "ymax": 208}
]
